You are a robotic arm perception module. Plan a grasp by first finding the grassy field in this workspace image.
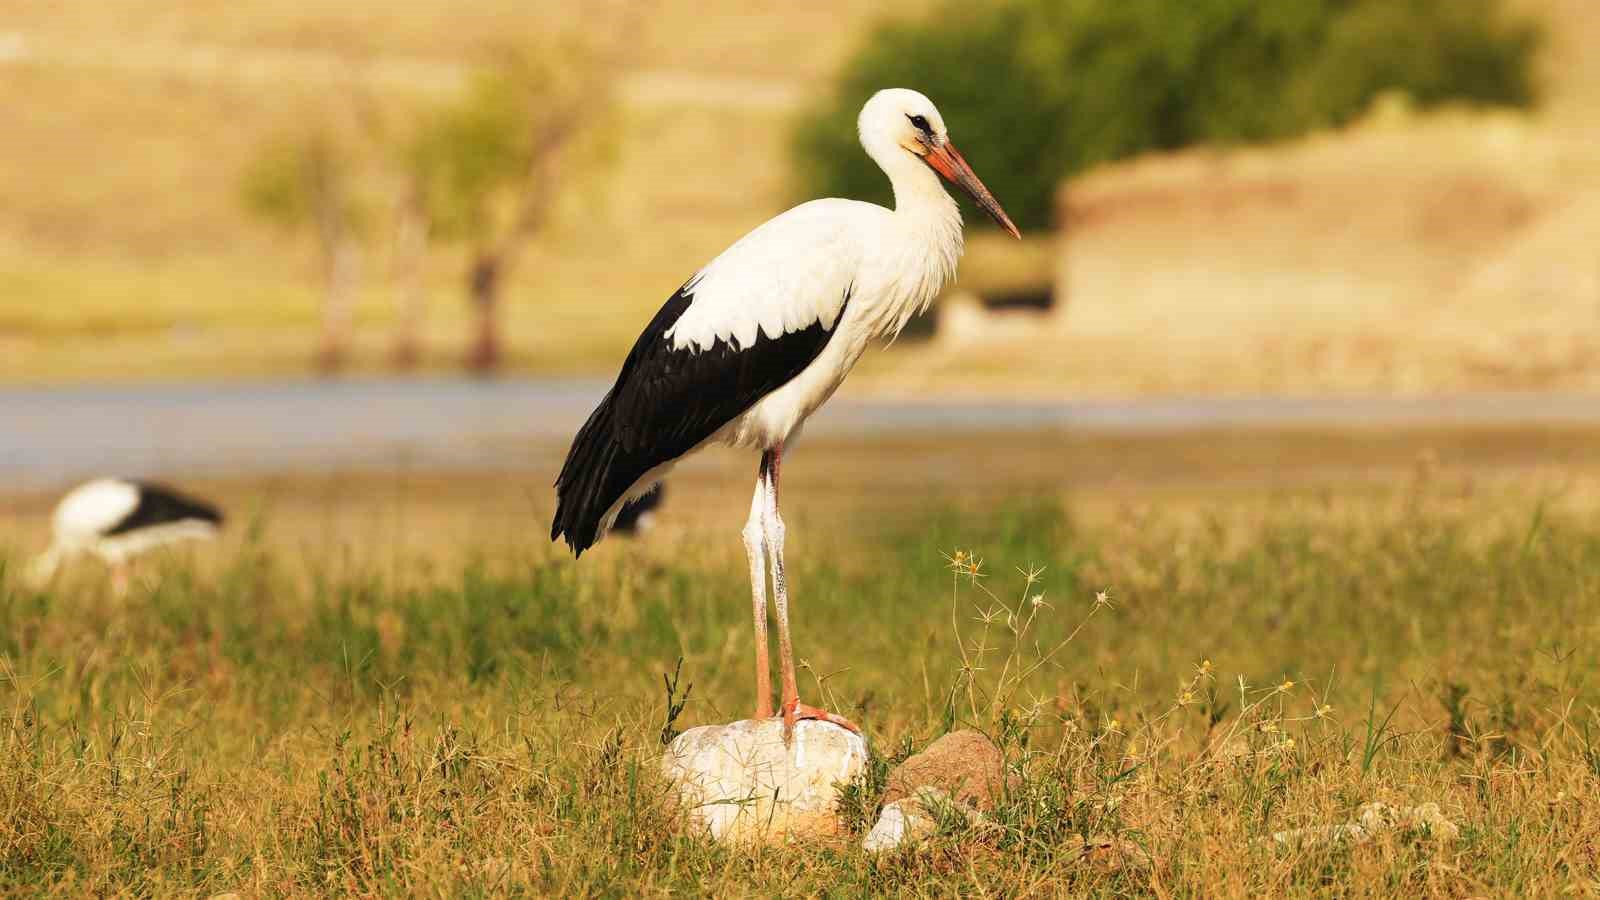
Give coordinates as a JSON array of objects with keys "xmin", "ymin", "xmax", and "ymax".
[{"xmin": 3, "ymin": 430, "xmax": 1600, "ymax": 894}]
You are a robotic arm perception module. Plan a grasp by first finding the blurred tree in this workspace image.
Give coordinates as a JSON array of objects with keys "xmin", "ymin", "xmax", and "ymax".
[
  {"xmin": 796, "ymin": 0, "xmax": 1542, "ymax": 233},
  {"xmin": 241, "ymin": 129, "xmax": 371, "ymax": 373},
  {"xmin": 405, "ymin": 43, "xmax": 618, "ymax": 374},
  {"xmin": 1288, "ymin": 0, "xmax": 1540, "ymax": 122},
  {"xmin": 386, "ymin": 178, "xmax": 431, "ymax": 371}
]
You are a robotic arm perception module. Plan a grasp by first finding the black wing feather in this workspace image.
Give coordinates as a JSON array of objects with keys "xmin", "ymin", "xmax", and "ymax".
[
  {"xmin": 552, "ymin": 285, "xmax": 848, "ymax": 556},
  {"xmin": 105, "ymin": 482, "xmax": 224, "ymax": 536}
]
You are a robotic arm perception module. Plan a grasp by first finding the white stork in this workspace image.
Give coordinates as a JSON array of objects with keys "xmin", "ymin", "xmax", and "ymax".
[
  {"xmin": 26, "ymin": 478, "xmax": 224, "ymax": 594},
  {"xmin": 609, "ymin": 483, "xmax": 665, "ymax": 535},
  {"xmin": 552, "ymin": 88, "xmax": 1018, "ymax": 737}
]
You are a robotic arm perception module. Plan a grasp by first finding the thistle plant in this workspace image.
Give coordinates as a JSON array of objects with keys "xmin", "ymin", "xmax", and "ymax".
[{"xmin": 941, "ymin": 548, "xmax": 1111, "ymax": 736}]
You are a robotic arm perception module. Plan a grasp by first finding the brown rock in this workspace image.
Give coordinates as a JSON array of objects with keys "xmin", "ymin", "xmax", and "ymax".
[{"xmin": 882, "ymin": 729, "xmax": 1006, "ymax": 811}]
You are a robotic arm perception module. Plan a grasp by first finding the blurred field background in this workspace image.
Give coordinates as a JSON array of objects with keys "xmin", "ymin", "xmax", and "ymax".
[
  {"xmin": 1, "ymin": 0, "xmax": 933, "ymax": 381},
  {"xmin": 2, "ymin": 0, "xmax": 1598, "ymax": 392}
]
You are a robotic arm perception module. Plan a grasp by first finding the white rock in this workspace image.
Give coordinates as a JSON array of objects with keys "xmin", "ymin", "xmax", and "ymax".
[
  {"xmin": 661, "ymin": 718, "xmax": 868, "ymax": 844},
  {"xmin": 1269, "ymin": 801, "xmax": 1460, "ymax": 848},
  {"xmin": 862, "ymin": 788, "xmax": 963, "ymax": 853}
]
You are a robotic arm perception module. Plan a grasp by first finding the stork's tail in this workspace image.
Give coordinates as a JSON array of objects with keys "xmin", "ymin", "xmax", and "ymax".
[{"xmin": 552, "ymin": 395, "xmax": 627, "ymax": 557}]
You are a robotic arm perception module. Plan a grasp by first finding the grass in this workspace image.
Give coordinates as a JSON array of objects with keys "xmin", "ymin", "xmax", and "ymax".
[{"xmin": 2, "ymin": 450, "xmax": 1600, "ymax": 894}]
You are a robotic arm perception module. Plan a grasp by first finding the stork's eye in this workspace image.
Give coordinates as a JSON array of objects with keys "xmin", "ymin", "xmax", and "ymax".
[{"xmin": 906, "ymin": 114, "xmax": 932, "ymax": 136}]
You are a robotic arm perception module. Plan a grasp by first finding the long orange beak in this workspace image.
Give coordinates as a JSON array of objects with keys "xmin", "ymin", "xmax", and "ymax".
[{"xmin": 924, "ymin": 141, "xmax": 1020, "ymax": 239}]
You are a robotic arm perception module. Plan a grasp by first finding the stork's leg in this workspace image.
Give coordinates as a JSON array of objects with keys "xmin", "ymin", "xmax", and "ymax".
[
  {"xmin": 760, "ymin": 445, "xmax": 860, "ymax": 739},
  {"xmin": 742, "ymin": 474, "xmax": 774, "ymax": 719},
  {"xmin": 110, "ymin": 562, "xmax": 130, "ymax": 599}
]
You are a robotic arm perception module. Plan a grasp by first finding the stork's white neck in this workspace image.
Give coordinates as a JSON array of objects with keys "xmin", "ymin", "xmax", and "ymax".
[
  {"xmin": 864, "ymin": 134, "xmax": 962, "ymax": 225},
  {"xmin": 859, "ymin": 133, "xmax": 965, "ymax": 339}
]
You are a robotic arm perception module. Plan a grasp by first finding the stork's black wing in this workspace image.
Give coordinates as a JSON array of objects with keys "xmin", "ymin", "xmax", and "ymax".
[
  {"xmin": 106, "ymin": 482, "xmax": 224, "ymax": 536},
  {"xmin": 551, "ymin": 285, "xmax": 848, "ymax": 556}
]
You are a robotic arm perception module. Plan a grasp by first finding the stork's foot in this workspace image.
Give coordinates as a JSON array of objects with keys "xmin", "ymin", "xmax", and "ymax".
[{"xmin": 781, "ymin": 698, "xmax": 861, "ymax": 740}]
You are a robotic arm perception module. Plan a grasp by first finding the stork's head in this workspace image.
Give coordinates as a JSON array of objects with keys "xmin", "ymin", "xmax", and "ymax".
[{"xmin": 858, "ymin": 88, "xmax": 1020, "ymax": 239}]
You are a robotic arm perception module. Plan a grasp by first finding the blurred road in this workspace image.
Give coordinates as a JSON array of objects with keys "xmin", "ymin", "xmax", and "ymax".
[{"xmin": 5, "ymin": 379, "xmax": 1600, "ymax": 490}]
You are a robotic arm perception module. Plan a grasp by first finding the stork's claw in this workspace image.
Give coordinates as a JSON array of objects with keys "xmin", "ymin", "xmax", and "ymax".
[{"xmin": 780, "ymin": 698, "xmax": 861, "ymax": 742}]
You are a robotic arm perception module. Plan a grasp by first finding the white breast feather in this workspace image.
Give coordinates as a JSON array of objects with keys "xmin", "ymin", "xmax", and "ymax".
[{"xmin": 666, "ymin": 199, "xmax": 868, "ymax": 352}]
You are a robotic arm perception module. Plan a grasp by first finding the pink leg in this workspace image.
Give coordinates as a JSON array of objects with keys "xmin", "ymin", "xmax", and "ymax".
[
  {"xmin": 742, "ymin": 472, "xmax": 774, "ymax": 719},
  {"xmin": 760, "ymin": 445, "xmax": 860, "ymax": 740}
]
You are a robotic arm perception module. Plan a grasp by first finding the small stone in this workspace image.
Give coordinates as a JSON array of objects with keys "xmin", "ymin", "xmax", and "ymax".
[
  {"xmin": 1355, "ymin": 801, "xmax": 1460, "ymax": 841},
  {"xmin": 882, "ymin": 729, "xmax": 1007, "ymax": 810},
  {"xmin": 862, "ymin": 795, "xmax": 930, "ymax": 853},
  {"xmin": 862, "ymin": 788, "xmax": 970, "ymax": 853},
  {"xmin": 661, "ymin": 718, "xmax": 868, "ymax": 845},
  {"xmin": 473, "ymin": 856, "xmax": 523, "ymax": 883},
  {"xmin": 1269, "ymin": 801, "xmax": 1460, "ymax": 848},
  {"xmin": 1216, "ymin": 739, "xmax": 1254, "ymax": 762},
  {"xmin": 1069, "ymin": 835, "xmax": 1153, "ymax": 872}
]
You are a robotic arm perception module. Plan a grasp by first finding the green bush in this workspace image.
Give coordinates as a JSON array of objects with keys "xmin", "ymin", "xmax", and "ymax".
[{"xmin": 794, "ymin": 0, "xmax": 1541, "ymax": 232}]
